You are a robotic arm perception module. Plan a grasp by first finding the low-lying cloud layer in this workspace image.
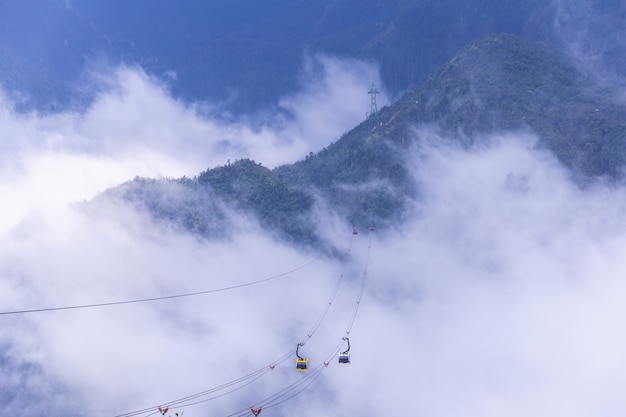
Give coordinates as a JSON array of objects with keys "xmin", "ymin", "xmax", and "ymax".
[
  {"xmin": 0, "ymin": 54, "xmax": 385, "ymax": 233},
  {"xmin": 366, "ymin": 134, "xmax": 626, "ymax": 416},
  {"xmin": 2, "ymin": 57, "xmax": 626, "ymax": 417}
]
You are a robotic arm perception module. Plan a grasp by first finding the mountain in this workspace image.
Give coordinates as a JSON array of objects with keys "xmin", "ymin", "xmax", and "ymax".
[
  {"xmin": 361, "ymin": 33, "xmax": 626, "ymax": 180},
  {"xmin": 108, "ymin": 34, "xmax": 626, "ymax": 248}
]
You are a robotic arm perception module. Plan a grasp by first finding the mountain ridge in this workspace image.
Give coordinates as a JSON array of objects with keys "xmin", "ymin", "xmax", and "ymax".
[{"xmin": 108, "ymin": 34, "xmax": 626, "ymax": 248}]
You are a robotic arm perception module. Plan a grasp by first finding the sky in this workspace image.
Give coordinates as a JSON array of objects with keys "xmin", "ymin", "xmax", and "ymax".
[{"xmin": 3, "ymin": 2, "xmax": 626, "ymax": 417}]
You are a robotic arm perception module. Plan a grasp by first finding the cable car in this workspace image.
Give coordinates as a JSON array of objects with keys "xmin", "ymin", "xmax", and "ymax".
[
  {"xmin": 338, "ymin": 337, "xmax": 350, "ymax": 364},
  {"xmin": 296, "ymin": 358, "xmax": 309, "ymax": 371},
  {"xmin": 369, "ymin": 222, "xmax": 375, "ymax": 232},
  {"xmin": 352, "ymin": 226, "xmax": 358, "ymax": 235},
  {"xmin": 296, "ymin": 343, "xmax": 309, "ymax": 371}
]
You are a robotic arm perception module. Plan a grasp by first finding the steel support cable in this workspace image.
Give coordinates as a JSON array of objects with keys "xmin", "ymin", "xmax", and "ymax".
[
  {"xmin": 117, "ymin": 370, "xmax": 270, "ymax": 417},
  {"xmin": 224, "ymin": 232, "xmax": 357, "ymax": 415},
  {"xmin": 117, "ymin": 373, "xmax": 270, "ymax": 417},
  {"xmin": 240, "ymin": 231, "xmax": 367, "ymax": 416},
  {"xmin": 256, "ymin": 341, "xmax": 346, "ymax": 413},
  {"xmin": 227, "ymin": 354, "xmax": 338, "ymax": 417},
  {"xmin": 147, "ymin": 369, "xmax": 269, "ymax": 416},
  {"xmin": 227, "ymin": 342, "xmax": 345, "ymax": 417},
  {"xmin": 115, "ymin": 350, "xmax": 295, "ymax": 417},
  {"xmin": 223, "ymin": 229, "xmax": 362, "ymax": 417},
  {"xmin": 256, "ymin": 368, "xmax": 325, "ymax": 412},
  {"xmin": 116, "ymin": 232, "xmax": 355, "ymax": 416},
  {"xmin": 344, "ymin": 229, "xmax": 373, "ymax": 336},
  {"xmin": 0, "ymin": 257, "xmax": 320, "ymax": 316},
  {"xmin": 231, "ymin": 233, "xmax": 374, "ymax": 417},
  {"xmin": 298, "ymin": 233, "xmax": 355, "ymax": 346},
  {"xmin": 227, "ymin": 367, "xmax": 325, "ymax": 417}
]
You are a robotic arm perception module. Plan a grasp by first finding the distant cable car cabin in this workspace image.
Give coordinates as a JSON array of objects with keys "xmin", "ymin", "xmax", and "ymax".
[
  {"xmin": 369, "ymin": 223, "xmax": 375, "ymax": 232},
  {"xmin": 338, "ymin": 337, "xmax": 350, "ymax": 364},
  {"xmin": 352, "ymin": 227, "xmax": 358, "ymax": 235},
  {"xmin": 296, "ymin": 343, "xmax": 309, "ymax": 371}
]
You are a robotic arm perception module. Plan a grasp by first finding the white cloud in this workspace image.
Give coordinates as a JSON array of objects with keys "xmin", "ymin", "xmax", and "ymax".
[
  {"xmin": 328, "ymin": 133, "xmax": 626, "ymax": 417},
  {"xmin": 0, "ymin": 55, "xmax": 381, "ymax": 236},
  {"xmin": 0, "ymin": 56, "xmax": 383, "ymax": 415},
  {"xmin": 3, "ymin": 56, "xmax": 626, "ymax": 416},
  {"xmin": 279, "ymin": 54, "xmax": 388, "ymax": 152}
]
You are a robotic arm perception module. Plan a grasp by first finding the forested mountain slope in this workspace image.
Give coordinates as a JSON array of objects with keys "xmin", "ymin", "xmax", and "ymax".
[{"xmin": 109, "ymin": 34, "xmax": 626, "ymax": 247}]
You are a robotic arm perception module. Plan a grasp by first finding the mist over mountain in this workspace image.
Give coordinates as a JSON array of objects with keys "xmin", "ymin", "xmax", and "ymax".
[
  {"xmin": 112, "ymin": 33, "xmax": 626, "ymax": 247},
  {"xmin": 3, "ymin": 2, "xmax": 626, "ymax": 416}
]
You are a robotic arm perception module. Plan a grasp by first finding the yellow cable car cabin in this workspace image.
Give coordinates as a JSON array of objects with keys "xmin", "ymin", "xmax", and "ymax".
[
  {"xmin": 295, "ymin": 343, "xmax": 308, "ymax": 371},
  {"xmin": 295, "ymin": 357, "xmax": 309, "ymax": 371}
]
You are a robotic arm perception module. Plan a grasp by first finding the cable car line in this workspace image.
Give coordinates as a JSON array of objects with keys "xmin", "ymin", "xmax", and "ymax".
[
  {"xmin": 228, "ymin": 340, "xmax": 346, "ymax": 417},
  {"xmin": 118, "ymin": 289, "xmax": 348, "ymax": 417},
  {"xmin": 297, "ymin": 233, "xmax": 355, "ymax": 346},
  {"xmin": 115, "ymin": 226, "xmax": 370, "ymax": 417},
  {"xmin": 264, "ymin": 345, "xmax": 341, "ymax": 408},
  {"xmin": 215, "ymin": 227, "xmax": 370, "ymax": 415},
  {"xmin": 229, "ymin": 227, "xmax": 373, "ymax": 416},
  {"xmin": 335, "ymin": 225, "xmax": 373, "ymax": 366},
  {"xmin": 119, "ymin": 370, "xmax": 269, "ymax": 417},
  {"xmin": 343, "ymin": 228, "xmax": 373, "ymax": 336},
  {"xmin": 260, "ymin": 340, "xmax": 346, "ymax": 410},
  {"xmin": 114, "ymin": 350, "xmax": 295, "ymax": 417},
  {"xmin": 254, "ymin": 367, "xmax": 325, "ymax": 412},
  {"xmin": 231, "ymin": 367, "xmax": 325, "ymax": 416},
  {"xmin": 115, "ymin": 230, "xmax": 352, "ymax": 416},
  {"xmin": 0, "ymin": 257, "xmax": 320, "ymax": 316}
]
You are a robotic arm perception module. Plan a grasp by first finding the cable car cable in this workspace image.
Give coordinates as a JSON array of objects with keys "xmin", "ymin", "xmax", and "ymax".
[
  {"xmin": 114, "ymin": 351, "xmax": 295, "ymax": 417},
  {"xmin": 297, "ymin": 233, "xmax": 355, "ymax": 346},
  {"xmin": 116, "ymin": 227, "xmax": 362, "ymax": 416},
  {"xmin": 114, "ymin": 231, "xmax": 347, "ymax": 416},
  {"xmin": 117, "ymin": 370, "xmax": 269, "ymax": 417},
  {"xmin": 0, "ymin": 257, "xmax": 320, "ymax": 316},
  {"xmin": 344, "ymin": 228, "xmax": 373, "ymax": 336},
  {"xmin": 229, "ymin": 341, "xmax": 345, "ymax": 417},
  {"xmin": 225, "ymin": 229, "xmax": 370, "ymax": 416},
  {"xmin": 258, "ymin": 341, "xmax": 345, "ymax": 412},
  {"xmin": 242, "ymin": 226, "xmax": 374, "ymax": 415}
]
